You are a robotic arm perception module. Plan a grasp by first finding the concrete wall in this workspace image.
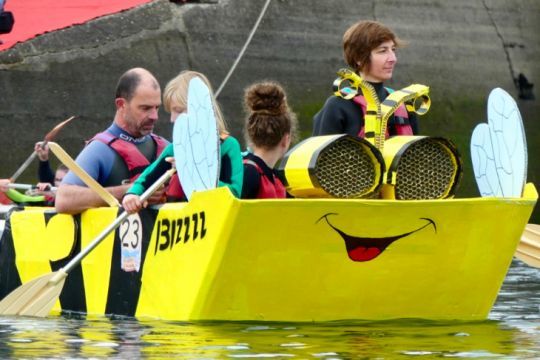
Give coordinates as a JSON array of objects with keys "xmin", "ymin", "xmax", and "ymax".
[{"xmin": 0, "ymin": 0, "xmax": 538, "ymax": 219}]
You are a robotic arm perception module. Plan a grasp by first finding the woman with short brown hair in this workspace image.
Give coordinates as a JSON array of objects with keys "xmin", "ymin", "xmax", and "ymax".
[{"xmin": 313, "ymin": 20, "xmax": 418, "ymax": 137}]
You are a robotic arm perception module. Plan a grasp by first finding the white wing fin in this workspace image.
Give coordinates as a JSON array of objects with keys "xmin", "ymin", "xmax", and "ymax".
[
  {"xmin": 471, "ymin": 88, "xmax": 527, "ymax": 198},
  {"xmin": 487, "ymin": 88, "xmax": 527, "ymax": 197},
  {"xmin": 471, "ymin": 123, "xmax": 499, "ymax": 196},
  {"xmin": 173, "ymin": 77, "xmax": 220, "ymax": 200}
]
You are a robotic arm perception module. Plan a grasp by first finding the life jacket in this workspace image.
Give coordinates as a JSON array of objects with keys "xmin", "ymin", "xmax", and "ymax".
[
  {"xmin": 166, "ymin": 174, "xmax": 186, "ymax": 202},
  {"xmin": 91, "ymin": 132, "xmax": 167, "ymax": 182},
  {"xmin": 352, "ymin": 88, "xmax": 414, "ymax": 138},
  {"xmin": 243, "ymin": 159, "xmax": 286, "ymax": 199},
  {"xmin": 167, "ymin": 135, "xmax": 229, "ymax": 202}
]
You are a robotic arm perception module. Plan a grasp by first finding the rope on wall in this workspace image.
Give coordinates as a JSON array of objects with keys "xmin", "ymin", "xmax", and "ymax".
[{"xmin": 215, "ymin": 0, "xmax": 272, "ymax": 98}]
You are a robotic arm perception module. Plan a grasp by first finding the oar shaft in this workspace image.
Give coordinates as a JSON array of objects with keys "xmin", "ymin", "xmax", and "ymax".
[
  {"xmin": 10, "ymin": 116, "xmax": 76, "ymax": 182},
  {"xmin": 62, "ymin": 209, "xmax": 130, "ymax": 275},
  {"xmin": 10, "ymin": 151, "xmax": 38, "ymax": 182},
  {"xmin": 48, "ymin": 142, "xmax": 119, "ymax": 207},
  {"xmin": 8, "ymin": 183, "xmax": 36, "ymax": 191},
  {"xmin": 7, "ymin": 183, "xmax": 57, "ymax": 192},
  {"xmin": 61, "ymin": 168, "xmax": 176, "ymax": 275}
]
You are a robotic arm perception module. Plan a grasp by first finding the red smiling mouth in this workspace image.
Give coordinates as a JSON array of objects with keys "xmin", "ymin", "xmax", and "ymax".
[{"xmin": 317, "ymin": 214, "xmax": 436, "ymax": 262}]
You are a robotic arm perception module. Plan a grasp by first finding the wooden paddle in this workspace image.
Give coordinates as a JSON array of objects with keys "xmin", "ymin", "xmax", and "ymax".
[
  {"xmin": 10, "ymin": 116, "xmax": 76, "ymax": 182},
  {"xmin": 48, "ymin": 142, "xmax": 119, "ymax": 207},
  {"xmin": 0, "ymin": 167, "xmax": 176, "ymax": 317},
  {"xmin": 515, "ymin": 224, "xmax": 540, "ymax": 268}
]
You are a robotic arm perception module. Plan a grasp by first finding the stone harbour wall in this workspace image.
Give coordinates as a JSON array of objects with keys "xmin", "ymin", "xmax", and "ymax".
[{"xmin": 0, "ymin": 0, "xmax": 538, "ymax": 218}]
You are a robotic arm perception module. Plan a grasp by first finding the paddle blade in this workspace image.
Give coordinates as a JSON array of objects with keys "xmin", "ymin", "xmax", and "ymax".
[
  {"xmin": 44, "ymin": 116, "xmax": 76, "ymax": 142},
  {"xmin": 515, "ymin": 250, "xmax": 540, "ymax": 268},
  {"xmin": 9, "ymin": 115, "xmax": 76, "ymax": 182},
  {"xmin": 525, "ymin": 223, "xmax": 540, "ymax": 240},
  {"xmin": 0, "ymin": 271, "xmax": 66, "ymax": 317},
  {"xmin": 515, "ymin": 224, "xmax": 540, "ymax": 268}
]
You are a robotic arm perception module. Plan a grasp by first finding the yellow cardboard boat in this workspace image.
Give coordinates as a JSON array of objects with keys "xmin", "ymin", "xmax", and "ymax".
[{"xmin": 0, "ymin": 183, "xmax": 536, "ymax": 321}]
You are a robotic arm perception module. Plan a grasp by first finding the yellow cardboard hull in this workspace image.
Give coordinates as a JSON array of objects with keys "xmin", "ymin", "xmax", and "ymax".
[{"xmin": 0, "ymin": 184, "xmax": 537, "ymax": 321}]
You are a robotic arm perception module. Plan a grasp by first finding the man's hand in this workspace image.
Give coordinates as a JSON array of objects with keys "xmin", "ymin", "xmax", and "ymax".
[
  {"xmin": 165, "ymin": 157, "xmax": 176, "ymax": 168},
  {"xmin": 36, "ymin": 182, "xmax": 52, "ymax": 192}
]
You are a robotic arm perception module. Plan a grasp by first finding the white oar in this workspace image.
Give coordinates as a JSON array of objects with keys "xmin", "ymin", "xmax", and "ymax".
[{"xmin": 0, "ymin": 167, "xmax": 176, "ymax": 317}]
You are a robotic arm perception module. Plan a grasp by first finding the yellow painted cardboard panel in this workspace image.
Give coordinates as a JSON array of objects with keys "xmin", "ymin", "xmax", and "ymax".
[
  {"xmin": 3, "ymin": 183, "xmax": 537, "ymax": 321},
  {"xmin": 11, "ymin": 209, "xmax": 76, "ymax": 312},
  {"xmin": 80, "ymin": 207, "xmax": 118, "ymax": 314},
  {"xmin": 177, "ymin": 190, "xmax": 536, "ymax": 321},
  {"xmin": 136, "ymin": 187, "xmax": 237, "ymax": 319},
  {"xmin": 12, "ymin": 211, "xmax": 51, "ymax": 281},
  {"xmin": 133, "ymin": 185, "xmax": 535, "ymax": 321},
  {"xmin": 46, "ymin": 213, "xmax": 77, "ymax": 261}
]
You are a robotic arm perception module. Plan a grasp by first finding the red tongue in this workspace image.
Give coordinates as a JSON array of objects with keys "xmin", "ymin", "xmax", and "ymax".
[{"xmin": 348, "ymin": 247, "xmax": 382, "ymax": 261}]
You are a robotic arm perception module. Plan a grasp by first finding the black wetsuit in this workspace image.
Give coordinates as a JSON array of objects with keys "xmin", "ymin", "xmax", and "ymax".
[{"xmin": 312, "ymin": 82, "xmax": 419, "ymax": 137}]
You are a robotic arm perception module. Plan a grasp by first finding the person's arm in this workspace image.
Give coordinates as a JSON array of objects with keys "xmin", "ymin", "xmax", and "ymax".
[
  {"xmin": 241, "ymin": 164, "xmax": 261, "ymax": 199},
  {"xmin": 34, "ymin": 142, "xmax": 55, "ymax": 183},
  {"xmin": 219, "ymin": 137, "xmax": 243, "ymax": 198},
  {"xmin": 312, "ymin": 96, "xmax": 362, "ymax": 137},
  {"xmin": 38, "ymin": 161, "xmax": 55, "ymax": 184},
  {"xmin": 55, "ymin": 183, "xmax": 129, "ymax": 214}
]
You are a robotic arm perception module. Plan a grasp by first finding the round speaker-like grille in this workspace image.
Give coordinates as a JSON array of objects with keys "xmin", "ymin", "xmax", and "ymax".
[
  {"xmin": 395, "ymin": 139, "xmax": 457, "ymax": 200},
  {"xmin": 314, "ymin": 137, "xmax": 379, "ymax": 198}
]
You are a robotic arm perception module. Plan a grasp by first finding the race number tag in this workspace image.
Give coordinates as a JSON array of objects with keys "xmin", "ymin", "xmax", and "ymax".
[{"xmin": 119, "ymin": 213, "xmax": 143, "ymax": 272}]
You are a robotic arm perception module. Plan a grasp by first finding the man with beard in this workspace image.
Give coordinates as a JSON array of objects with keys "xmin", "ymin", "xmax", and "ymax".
[{"xmin": 56, "ymin": 68, "xmax": 168, "ymax": 214}]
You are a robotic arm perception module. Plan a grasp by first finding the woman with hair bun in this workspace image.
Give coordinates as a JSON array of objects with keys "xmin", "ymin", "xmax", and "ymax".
[{"xmin": 241, "ymin": 81, "xmax": 297, "ymax": 199}]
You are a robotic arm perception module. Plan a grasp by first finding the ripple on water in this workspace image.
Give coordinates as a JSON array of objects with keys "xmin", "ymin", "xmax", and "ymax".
[
  {"xmin": 228, "ymin": 354, "xmax": 294, "ymax": 358},
  {"xmin": 0, "ymin": 262, "xmax": 538, "ymax": 358},
  {"xmin": 9, "ymin": 338, "xmax": 32, "ymax": 343}
]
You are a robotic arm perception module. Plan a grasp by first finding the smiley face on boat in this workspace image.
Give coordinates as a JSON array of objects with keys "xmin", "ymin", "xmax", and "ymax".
[{"xmin": 317, "ymin": 214, "xmax": 436, "ymax": 262}]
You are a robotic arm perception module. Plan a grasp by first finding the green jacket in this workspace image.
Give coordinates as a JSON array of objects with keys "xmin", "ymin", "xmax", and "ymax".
[{"xmin": 127, "ymin": 136, "xmax": 243, "ymax": 199}]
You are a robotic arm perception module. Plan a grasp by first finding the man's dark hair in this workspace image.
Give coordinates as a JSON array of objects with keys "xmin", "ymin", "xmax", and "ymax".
[{"xmin": 115, "ymin": 70, "xmax": 142, "ymax": 101}]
